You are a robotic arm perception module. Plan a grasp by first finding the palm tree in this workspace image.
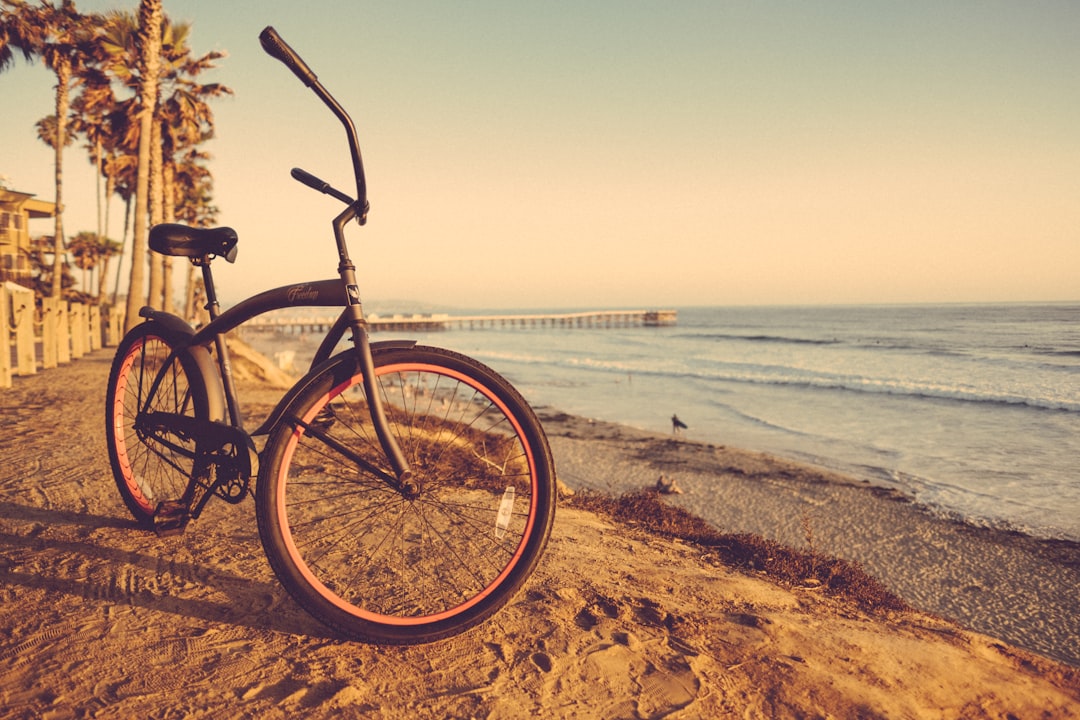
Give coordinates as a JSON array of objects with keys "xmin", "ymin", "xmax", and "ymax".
[
  {"xmin": 0, "ymin": 4, "xmax": 34, "ymax": 68},
  {"xmin": 95, "ymin": 10, "xmax": 142, "ymax": 306},
  {"xmin": 69, "ymin": 65, "xmax": 114, "ymax": 245},
  {"xmin": 139, "ymin": 20, "xmax": 230, "ymax": 313},
  {"xmin": 156, "ymin": 47, "xmax": 231, "ymax": 313},
  {"xmin": 21, "ymin": 233, "xmax": 74, "ymax": 297},
  {"xmin": 0, "ymin": 0, "xmax": 97, "ymax": 299},
  {"xmin": 105, "ymin": 4, "xmax": 227, "ymax": 325},
  {"xmin": 34, "ymin": 114, "xmax": 75, "ymax": 150},
  {"xmin": 123, "ymin": 0, "xmax": 162, "ymax": 332},
  {"xmin": 94, "ymin": 234, "xmax": 123, "ymax": 303},
  {"xmin": 173, "ymin": 149, "xmax": 217, "ymax": 226},
  {"xmin": 66, "ymin": 230, "xmax": 120, "ymax": 300},
  {"xmin": 67, "ymin": 230, "xmax": 100, "ymax": 295},
  {"xmin": 108, "ymin": 155, "xmax": 137, "ymax": 306},
  {"xmin": 102, "ymin": 8, "xmax": 176, "ymax": 314},
  {"xmin": 69, "ymin": 32, "xmax": 144, "ymax": 307}
]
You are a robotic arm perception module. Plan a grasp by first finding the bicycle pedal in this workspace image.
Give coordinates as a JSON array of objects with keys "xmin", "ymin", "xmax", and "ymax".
[{"xmin": 152, "ymin": 500, "xmax": 191, "ymax": 537}]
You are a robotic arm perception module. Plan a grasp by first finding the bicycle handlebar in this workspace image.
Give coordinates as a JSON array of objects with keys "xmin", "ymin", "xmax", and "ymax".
[
  {"xmin": 259, "ymin": 25, "xmax": 369, "ymax": 224},
  {"xmin": 258, "ymin": 26, "xmax": 317, "ymax": 87}
]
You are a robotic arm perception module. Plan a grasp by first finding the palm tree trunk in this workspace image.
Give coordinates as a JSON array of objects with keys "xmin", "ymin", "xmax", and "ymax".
[
  {"xmin": 147, "ymin": 117, "xmax": 164, "ymax": 310},
  {"xmin": 99, "ymin": 170, "xmax": 116, "ymax": 305},
  {"xmin": 161, "ymin": 160, "xmax": 176, "ymax": 313},
  {"xmin": 51, "ymin": 58, "xmax": 71, "ymax": 299},
  {"xmin": 98, "ymin": 254, "xmax": 111, "ymax": 305},
  {"xmin": 124, "ymin": 0, "xmax": 162, "ymax": 331},
  {"xmin": 112, "ymin": 195, "xmax": 132, "ymax": 306},
  {"xmin": 93, "ymin": 137, "xmax": 103, "ymax": 298},
  {"xmin": 103, "ymin": 165, "xmax": 114, "ymax": 247}
]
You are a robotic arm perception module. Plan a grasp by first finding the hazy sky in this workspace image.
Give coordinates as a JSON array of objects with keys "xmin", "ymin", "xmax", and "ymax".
[{"xmin": 3, "ymin": 1, "xmax": 1078, "ymax": 309}]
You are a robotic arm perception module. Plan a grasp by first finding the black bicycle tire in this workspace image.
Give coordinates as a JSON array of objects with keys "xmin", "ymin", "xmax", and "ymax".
[
  {"xmin": 105, "ymin": 322, "xmax": 211, "ymax": 526},
  {"xmin": 256, "ymin": 345, "xmax": 556, "ymax": 644}
]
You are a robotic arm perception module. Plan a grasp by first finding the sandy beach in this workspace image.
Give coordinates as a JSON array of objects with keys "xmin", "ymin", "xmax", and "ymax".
[
  {"xmin": 1, "ymin": 349, "xmax": 1077, "ymax": 718},
  {"xmin": 546, "ymin": 412, "xmax": 1080, "ymax": 670}
]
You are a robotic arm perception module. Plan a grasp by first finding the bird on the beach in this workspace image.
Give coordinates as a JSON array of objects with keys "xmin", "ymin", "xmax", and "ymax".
[{"xmin": 671, "ymin": 414, "xmax": 687, "ymax": 435}]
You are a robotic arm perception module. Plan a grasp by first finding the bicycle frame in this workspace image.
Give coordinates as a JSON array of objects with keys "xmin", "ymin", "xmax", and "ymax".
[
  {"xmin": 140, "ymin": 276, "xmax": 345, "ymax": 425},
  {"xmin": 134, "ymin": 27, "xmax": 417, "ymax": 492},
  {"xmin": 140, "ymin": 205, "xmax": 413, "ymax": 489}
]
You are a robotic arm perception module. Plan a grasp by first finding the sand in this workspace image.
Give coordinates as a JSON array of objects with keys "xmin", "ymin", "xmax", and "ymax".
[
  {"xmin": 546, "ymin": 413, "xmax": 1080, "ymax": 670},
  {"xmin": 0, "ymin": 350, "xmax": 1077, "ymax": 719}
]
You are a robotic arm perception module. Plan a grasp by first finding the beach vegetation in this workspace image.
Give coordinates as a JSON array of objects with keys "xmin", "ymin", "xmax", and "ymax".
[{"xmin": 568, "ymin": 488, "xmax": 909, "ymax": 614}]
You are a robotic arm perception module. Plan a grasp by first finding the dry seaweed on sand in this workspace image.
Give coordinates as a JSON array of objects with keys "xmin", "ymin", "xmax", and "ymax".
[{"xmin": 568, "ymin": 488, "xmax": 909, "ymax": 614}]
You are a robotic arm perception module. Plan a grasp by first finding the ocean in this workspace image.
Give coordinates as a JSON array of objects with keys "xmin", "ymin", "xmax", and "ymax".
[{"xmin": 247, "ymin": 302, "xmax": 1080, "ymax": 542}]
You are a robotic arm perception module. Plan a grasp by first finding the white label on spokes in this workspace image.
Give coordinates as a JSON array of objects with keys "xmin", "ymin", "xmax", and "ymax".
[{"xmin": 495, "ymin": 486, "xmax": 515, "ymax": 539}]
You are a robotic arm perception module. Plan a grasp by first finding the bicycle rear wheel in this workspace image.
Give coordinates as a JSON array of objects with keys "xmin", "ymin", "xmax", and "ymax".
[
  {"xmin": 105, "ymin": 322, "xmax": 211, "ymax": 526},
  {"xmin": 256, "ymin": 345, "xmax": 556, "ymax": 644}
]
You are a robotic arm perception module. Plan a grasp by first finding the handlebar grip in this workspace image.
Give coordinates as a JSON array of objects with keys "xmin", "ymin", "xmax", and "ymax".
[
  {"xmin": 259, "ymin": 26, "xmax": 317, "ymax": 87},
  {"xmin": 291, "ymin": 167, "xmax": 356, "ymax": 206},
  {"xmin": 291, "ymin": 167, "xmax": 330, "ymax": 193}
]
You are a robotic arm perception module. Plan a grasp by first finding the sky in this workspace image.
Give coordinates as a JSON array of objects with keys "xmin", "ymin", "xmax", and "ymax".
[{"xmin": 2, "ymin": 0, "xmax": 1078, "ymax": 310}]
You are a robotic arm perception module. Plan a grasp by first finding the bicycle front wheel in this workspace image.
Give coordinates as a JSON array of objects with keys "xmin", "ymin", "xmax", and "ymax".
[{"xmin": 256, "ymin": 345, "xmax": 556, "ymax": 644}]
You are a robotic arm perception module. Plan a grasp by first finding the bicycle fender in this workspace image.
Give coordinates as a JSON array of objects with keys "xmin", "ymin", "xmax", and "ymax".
[
  {"xmin": 138, "ymin": 307, "xmax": 197, "ymax": 339},
  {"xmin": 252, "ymin": 340, "xmax": 417, "ymax": 437},
  {"xmin": 183, "ymin": 345, "xmax": 227, "ymax": 424},
  {"xmin": 134, "ymin": 315, "xmax": 227, "ymax": 424}
]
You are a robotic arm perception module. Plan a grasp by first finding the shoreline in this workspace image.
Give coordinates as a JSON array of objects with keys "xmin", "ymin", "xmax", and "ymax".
[
  {"xmin": 538, "ymin": 408, "xmax": 1080, "ymax": 669},
  {"xmin": 741, "ymin": 440, "xmax": 1080, "ymax": 545},
  {"xmin": 547, "ymin": 405, "xmax": 1080, "ymax": 545}
]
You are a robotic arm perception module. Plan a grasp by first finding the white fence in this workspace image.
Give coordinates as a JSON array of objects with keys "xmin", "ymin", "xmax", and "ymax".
[{"xmin": 1, "ymin": 282, "xmax": 123, "ymax": 388}]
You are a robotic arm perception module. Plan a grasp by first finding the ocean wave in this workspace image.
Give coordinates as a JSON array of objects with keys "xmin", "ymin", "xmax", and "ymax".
[
  {"xmin": 680, "ymin": 332, "xmax": 840, "ymax": 346},
  {"xmin": 683, "ymin": 330, "xmax": 1080, "ymax": 366},
  {"xmin": 473, "ymin": 348, "xmax": 1080, "ymax": 414},
  {"xmin": 704, "ymin": 371, "xmax": 1080, "ymax": 414},
  {"xmin": 680, "ymin": 331, "xmax": 1012, "ymax": 362}
]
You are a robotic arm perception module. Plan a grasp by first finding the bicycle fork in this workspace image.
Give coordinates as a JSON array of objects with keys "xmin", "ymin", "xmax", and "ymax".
[{"xmin": 333, "ymin": 204, "xmax": 415, "ymax": 492}]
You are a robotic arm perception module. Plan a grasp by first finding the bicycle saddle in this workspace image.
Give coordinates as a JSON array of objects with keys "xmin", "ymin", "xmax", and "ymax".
[{"xmin": 149, "ymin": 224, "xmax": 239, "ymax": 263}]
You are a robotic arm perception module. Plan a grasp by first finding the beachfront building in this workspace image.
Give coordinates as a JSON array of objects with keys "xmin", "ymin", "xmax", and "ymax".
[{"xmin": 0, "ymin": 184, "xmax": 56, "ymax": 287}]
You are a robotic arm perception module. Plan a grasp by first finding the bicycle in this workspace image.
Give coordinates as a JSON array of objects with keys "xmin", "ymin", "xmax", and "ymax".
[{"xmin": 104, "ymin": 26, "xmax": 556, "ymax": 645}]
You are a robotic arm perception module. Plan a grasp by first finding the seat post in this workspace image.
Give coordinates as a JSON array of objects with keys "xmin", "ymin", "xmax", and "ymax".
[
  {"xmin": 197, "ymin": 256, "xmax": 244, "ymax": 428},
  {"xmin": 200, "ymin": 260, "xmax": 221, "ymax": 322}
]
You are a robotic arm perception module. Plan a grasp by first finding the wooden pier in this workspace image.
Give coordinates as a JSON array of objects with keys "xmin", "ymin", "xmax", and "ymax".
[{"xmin": 243, "ymin": 309, "xmax": 677, "ymax": 334}]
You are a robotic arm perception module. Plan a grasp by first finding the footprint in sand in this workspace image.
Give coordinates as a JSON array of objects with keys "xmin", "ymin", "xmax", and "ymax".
[
  {"xmin": 530, "ymin": 652, "xmax": 553, "ymax": 673},
  {"xmin": 562, "ymin": 594, "xmax": 704, "ymax": 718}
]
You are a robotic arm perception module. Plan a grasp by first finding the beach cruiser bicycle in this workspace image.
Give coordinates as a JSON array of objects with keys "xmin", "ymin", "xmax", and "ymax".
[{"xmin": 105, "ymin": 27, "xmax": 556, "ymax": 644}]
